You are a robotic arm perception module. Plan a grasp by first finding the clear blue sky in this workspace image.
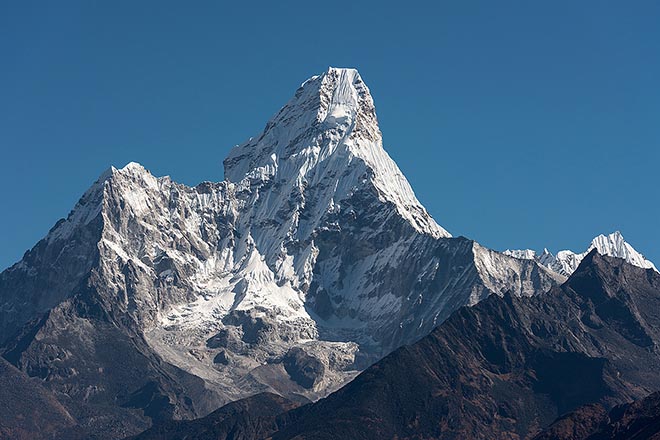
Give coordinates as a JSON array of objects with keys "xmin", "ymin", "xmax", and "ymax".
[{"xmin": 1, "ymin": 1, "xmax": 659, "ymax": 270}]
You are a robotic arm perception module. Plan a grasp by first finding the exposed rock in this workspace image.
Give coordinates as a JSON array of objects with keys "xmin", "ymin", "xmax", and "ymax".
[
  {"xmin": 213, "ymin": 350, "xmax": 230, "ymax": 365},
  {"xmin": 281, "ymin": 347, "xmax": 326, "ymax": 389}
]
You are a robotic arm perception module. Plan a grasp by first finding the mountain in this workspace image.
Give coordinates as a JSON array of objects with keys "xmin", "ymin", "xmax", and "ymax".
[
  {"xmin": 534, "ymin": 392, "xmax": 660, "ymax": 440},
  {"xmin": 0, "ymin": 67, "xmax": 560, "ymax": 437},
  {"xmin": 128, "ymin": 393, "xmax": 299, "ymax": 440},
  {"xmin": 0, "ymin": 356, "xmax": 77, "ymax": 440},
  {"xmin": 505, "ymin": 231, "xmax": 657, "ymax": 276},
  {"xmin": 137, "ymin": 252, "xmax": 660, "ymax": 439}
]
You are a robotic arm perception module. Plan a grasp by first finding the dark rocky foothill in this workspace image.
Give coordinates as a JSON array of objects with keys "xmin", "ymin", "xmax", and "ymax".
[{"xmin": 535, "ymin": 391, "xmax": 660, "ymax": 439}]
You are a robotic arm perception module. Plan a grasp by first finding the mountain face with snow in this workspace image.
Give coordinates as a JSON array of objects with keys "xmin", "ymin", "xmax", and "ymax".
[
  {"xmin": 504, "ymin": 231, "xmax": 657, "ymax": 277},
  {"xmin": 0, "ymin": 67, "xmax": 561, "ymax": 438},
  {"xmin": 135, "ymin": 253, "xmax": 660, "ymax": 440}
]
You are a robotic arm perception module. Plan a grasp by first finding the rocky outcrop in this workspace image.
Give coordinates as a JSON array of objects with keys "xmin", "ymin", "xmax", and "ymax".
[{"xmin": 281, "ymin": 347, "xmax": 325, "ymax": 389}]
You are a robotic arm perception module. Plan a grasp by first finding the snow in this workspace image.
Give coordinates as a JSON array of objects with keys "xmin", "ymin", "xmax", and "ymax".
[
  {"xmin": 503, "ymin": 249, "xmax": 537, "ymax": 260},
  {"xmin": 223, "ymin": 67, "xmax": 450, "ymax": 240},
  {"xmin": 505, "ymin": 231, "xmax": 657, "ymax": 275}
]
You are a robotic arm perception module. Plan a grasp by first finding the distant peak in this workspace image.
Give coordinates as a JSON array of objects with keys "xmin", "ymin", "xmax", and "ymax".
[
  {"xmin": 502, "ymin": 249, "xmax": 536, "ymax": 260},
  {"xmin": 590, "ymin": 231, "xmax": 624, "ymax": 247},
  {"xmin": 504, "ymin": 231, "xmax": 657, "ymax": 276},
  {"xmin": 589, "ymin": 231, "xmax": 627, "ymax": 250}
]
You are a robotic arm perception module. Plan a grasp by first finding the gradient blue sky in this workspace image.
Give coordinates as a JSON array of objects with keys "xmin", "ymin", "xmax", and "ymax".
[{"xmin": 1, "ymin": 1, "xmax": 659, "ymax": 270}]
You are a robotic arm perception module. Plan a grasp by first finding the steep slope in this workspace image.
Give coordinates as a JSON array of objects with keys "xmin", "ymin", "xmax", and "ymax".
[
  {"xmin": 534, "ymin": 392, "xmax": 660, "ymax": 440},
  {"xmin": 243, "ymin": 252, "xmax": 660, "ymax": 439},
  {"xmin": 0, "ymin": 357, "xmax": 77, "ymax": 440},
  {"xmin": 0, "ymin": 67, "xmax": 560, "ymax": 437},
  {"xmin": 0, "ymin": 169, "xmax": 108, "ymax": 344},
  {"xmin": 128, "ymin": 393, "xmax": 299, "ymax": 440},
  {"xmin": 505, "ymin": 231, "xmax": 657, "ymax": 276}
]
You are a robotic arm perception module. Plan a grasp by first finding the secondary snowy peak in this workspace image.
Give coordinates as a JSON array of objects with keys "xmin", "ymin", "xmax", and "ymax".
[
  {"xmin": 223, "ymin": 67, "xmax": 450, "ymax": 238},
  {"xmin": 502, "ymin": 249, "xmax": 537, "ymax": 260},
  {"xmin": 589, "ymin": 231, "xmax": 656, "ymax": 268},
  {"xmin": 505, "ymin": 231, "xmax": 657, "ymax": 276},
  {"xmin": 577, "ymin": 231, "xmax": 657, "ymax": 273},
  {"xmin": 44, "ymin": 162, "xmax": 159, "ymax": 242}
]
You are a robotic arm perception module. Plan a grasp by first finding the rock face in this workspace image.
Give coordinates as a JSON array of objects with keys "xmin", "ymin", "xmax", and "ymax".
[
  {"xmin": 0, "ymin": 67, "xmax": 561, "ymax": 437},
  {"xmin": 281, "ymin": 347, "xmax": 325, "ymax": 389},
  {"xmin": 216, "ymin": 253, "xmax": 660, "ymax": 440},
  {"xmin": 505, "ymin": 231, "xmax": 657, "ymax": 276}
]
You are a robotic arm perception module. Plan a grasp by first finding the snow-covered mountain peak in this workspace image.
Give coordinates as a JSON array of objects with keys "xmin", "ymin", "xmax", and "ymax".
[
  {"xmin": 276, "ymin": 67, "xmax": 372, "ymax": 138},
  {"xmin": 318, "ymin": 67, "xmax": 373, "ymax": 129},
  {"xmin": 223, "ymin": 67, "xmax": 377, "ymax": 184},
  {"xmin": 589, "ymin": 230, "xmax": 626, "ymax": 253},
  {"xmin": 44, "ymin": 162, "xmax": 166, "ymax": 246},
  {"xmin": 117, "ymin": 160, "xmax": 147, "ymax": 173},
  {"xmin": 1, "ymin": 68, "xmax": 568, "ymax": 417},
  {"xmin": 112, "ymin": 161, "xmax": 163, "ymax": 187},
  {"xmin": 223, "ymin": 67, "xmax": 449, "ymax": 238},
  {"xmin": 587, "ymin": 231, "xmax": 656, "ymax": 271},
  {"xmin": 505, "ymin": 231, "xmax": 657, "ymax": 276}
]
